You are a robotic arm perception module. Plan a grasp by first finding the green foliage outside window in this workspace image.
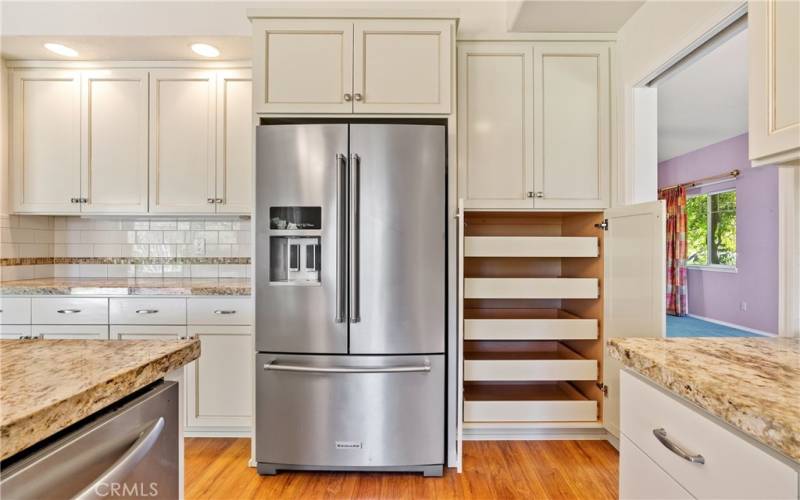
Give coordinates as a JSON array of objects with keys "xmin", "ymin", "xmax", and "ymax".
[{"xmin": 686, "ymin": 190, "xmax": 736, "ymax": 267}]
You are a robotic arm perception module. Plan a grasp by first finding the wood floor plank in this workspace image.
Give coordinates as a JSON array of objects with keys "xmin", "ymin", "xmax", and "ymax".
[{"xmin": 185, "ymin": 438, "xmax": 619, "ymax": 499}]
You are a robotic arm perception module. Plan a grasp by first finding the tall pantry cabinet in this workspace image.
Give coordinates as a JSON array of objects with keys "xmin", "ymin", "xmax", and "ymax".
[{"xmin": 455, "ymin": 38, "xmax": 666, "ymax": 466}]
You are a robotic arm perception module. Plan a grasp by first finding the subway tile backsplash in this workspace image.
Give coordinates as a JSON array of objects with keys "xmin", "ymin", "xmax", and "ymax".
[{"xmin": 1, "ymin": 215, "xmax": 252, "ymax": 280}]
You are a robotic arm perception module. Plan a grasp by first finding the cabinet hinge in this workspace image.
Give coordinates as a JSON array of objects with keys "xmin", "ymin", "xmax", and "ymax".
[
  {"xmin": 596, "ymin": 382, "xmax": 608, "ymax": 397},
  {"xmin": 594, "ymin": 219, "xmax": 609, "ymax": 231}
]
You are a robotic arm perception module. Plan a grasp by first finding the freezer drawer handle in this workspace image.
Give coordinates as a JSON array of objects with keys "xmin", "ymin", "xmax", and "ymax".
[
  {"xmin": 652, "ymin": 428, "xmax": 705, "ymax": 465},
  {"xmin": 74, "ymin": 417, "xmax": 165, "ymax": 499},
  {"xmin": 57, "ymin": 309, "xmax": 81, "ymax": 314},
  {"xmin": 214, "ymin": 310, "xmax": 237, "ymax": 315},
  {"xmin": 263, "ymin": 362, "xmax": 431, "ymax": 374},
  {"xmin": 135, "ymin": 309, "xmax": 159, "ymax": 315}
]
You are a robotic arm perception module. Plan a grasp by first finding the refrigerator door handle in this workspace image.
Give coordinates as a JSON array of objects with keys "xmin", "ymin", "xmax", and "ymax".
[
  {"xmin": 349, "ymin": 153, "xmax": 361, "ymax": 323},
  {"xmin": 263, "ymin": 362, "xmax": 431, "ymax": 374},
  {"xmin": 335, "ymin": 153, "xmax": 348, "ymax": 323}
]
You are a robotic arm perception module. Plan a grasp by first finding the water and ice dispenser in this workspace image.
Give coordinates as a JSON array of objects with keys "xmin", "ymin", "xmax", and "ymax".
[{"xmin": 268, "ymin": 207, "xmax": 321, "ymax": 285}]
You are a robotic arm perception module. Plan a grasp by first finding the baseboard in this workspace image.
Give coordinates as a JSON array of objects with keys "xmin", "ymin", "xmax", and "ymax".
[
  {"xmin": 606, "ymin": 434, "xmax": 620, "ymax": 451},
  {"xmin": 687, "ymin": 314, "xmax": 776, "ymax": 336},
  {"xmin": 463, "ymin": 426, "xmax": 610, "ymax": 441},
  {"xmin": 185, "ymin": 428, "xmax": 251, "ymax": 438}
]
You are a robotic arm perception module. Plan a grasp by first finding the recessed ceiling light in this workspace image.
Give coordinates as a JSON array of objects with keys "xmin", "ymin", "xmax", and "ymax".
[
  {"xmin": 44, "ymin": 43, "xmax": 79, "ymax": 57},
  {"xmin": 191, "ymin": 43, "xmax": 220, "ymax": 58}
]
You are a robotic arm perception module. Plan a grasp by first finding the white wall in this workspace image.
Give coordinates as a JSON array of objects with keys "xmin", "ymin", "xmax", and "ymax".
[{"xmin": 615, "ymin": 0, "xmax": 746, "ymax": 206}]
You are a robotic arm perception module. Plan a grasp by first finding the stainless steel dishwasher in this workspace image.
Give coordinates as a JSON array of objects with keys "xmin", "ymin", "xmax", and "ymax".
[{"xmin": 0, "ymin": 380, "xmax": 179, "ymax": 500}]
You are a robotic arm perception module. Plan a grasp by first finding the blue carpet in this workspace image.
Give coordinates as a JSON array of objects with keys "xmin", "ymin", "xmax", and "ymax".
[{"xmin": 666, "ymin": 315, "xmax": 766, "ymax": 338}]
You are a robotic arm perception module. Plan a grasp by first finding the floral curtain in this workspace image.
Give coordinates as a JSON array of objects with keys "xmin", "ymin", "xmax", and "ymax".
[{"xmin": 660, "ymin": 185, "xmax": 688, "ymax": 316}]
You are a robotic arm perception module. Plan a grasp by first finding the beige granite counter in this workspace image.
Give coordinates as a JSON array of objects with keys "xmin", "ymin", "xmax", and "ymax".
[
  {"xmin": 608, "ymin": 337, "xmax": 800, "ymax": 463},
  {"xmin": 0, "ymin": 277, "xmax": 251, "ymax": 296},
  {"xmin": 0, "ymin": 338, "xmax": 200, "ymax": 460}
]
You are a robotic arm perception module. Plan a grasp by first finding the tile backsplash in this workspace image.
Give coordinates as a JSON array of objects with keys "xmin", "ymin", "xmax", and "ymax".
[{"xmin": 1, "ymin": 215, "xmax": 252, "ymax": 280}]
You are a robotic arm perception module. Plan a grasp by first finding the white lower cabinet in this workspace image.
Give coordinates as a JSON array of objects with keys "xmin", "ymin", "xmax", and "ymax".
[
  {"xmin": 185, "ymin": 325, "xmax": 252, "ymax": 430},
  {"xmin": 620, "ymin": 370, "xmax": 799, "ymax": 499},
  {"xmin": 31, "ymin": 324, "xmax": 109, "ymax": 340},
  {"xmin": 620, "ymin": 435, "xmax": 692, "ymax": 500},
  {"xmin": 110, "ymin": 325, "xmax": 187, "ymax": 340},
  {"xmin": 0, "ymin": 324, "xmax": 31, "ymax": 339}
]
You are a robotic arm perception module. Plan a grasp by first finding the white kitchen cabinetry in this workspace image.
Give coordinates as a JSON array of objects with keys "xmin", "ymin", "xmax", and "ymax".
[
  {"xmin": 749, "ymin": 0, "xmax": 800, "ymax": 167},
  {"xmin": 186, "ymin": 325, "xmax": 252, "ymax": 429},
  {"xmin": 31, "ymin": 325, "xmax": 109, "ymax": 340},
  {"xmin": 149, "ymin": 70, "xmax": 217, "ymax": 214},
  {"xmin": 252, "ymin": 18, "xmax": 453, "ymax": 114},
  {"xmin": 11, "ymin": 70, "xmax": 81, "ymax": 213},
  {"xmin": 110, "ymin": 325, "xmax": 187, "ymax": 340},
  {"xmin": 458, "ymin": 43, "xmax": 534, "ymax": 209},
  {"xmin": 620, "ymin": 370, "xmax": 799, "ymax": 499},
  {"xmin": 81, "ymin": 70, "xmax": 149, "ymax": 213},
  {"xmin": 457, "ymin": 42, "xmax": 611, "ymax": 210},
  {"xmin": 216, "ymin": 70, "xmax": 253, "ymax": 213}
]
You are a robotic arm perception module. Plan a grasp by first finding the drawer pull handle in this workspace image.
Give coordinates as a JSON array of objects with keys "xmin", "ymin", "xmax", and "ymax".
[
  {"xmin": 214, "ymin": 310, "xmax": 236, "ymax": 315},
  {"xmin": 135, "ymin": 309, "xmax": 159, "ymax": 315},
  {"xmin": 57, "ymin": 309, "xmax": 81, "ymax": 314},
  {"xmin": 653, "ymin": 428, "xmax": 705, "ymax": 464},
  {"xmin": 264, "ymin": 362, "xmax": 431, "ymax": 374}
]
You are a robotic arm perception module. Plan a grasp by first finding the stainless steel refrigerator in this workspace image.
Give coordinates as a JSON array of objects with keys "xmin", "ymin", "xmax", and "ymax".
[{"xmin": 254, "ymin": 122, "xmax": 446, "ymax": 476}]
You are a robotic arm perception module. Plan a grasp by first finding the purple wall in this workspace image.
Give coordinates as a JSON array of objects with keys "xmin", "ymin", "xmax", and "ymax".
[{"xmin": 658, "ymin": 133, "xmax": 779, "ymax": 334}]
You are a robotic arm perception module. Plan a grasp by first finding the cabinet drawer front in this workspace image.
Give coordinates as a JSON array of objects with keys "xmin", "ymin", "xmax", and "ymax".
[
  {"xmin": 0, "ymin": 325, "xmax": 32, "ymax": 339},
  {"xmin": 464, "ymin": 400, "xmax": 596, "ymax": 423},
  {"xmin": 188, "ymin": 298, "xmax": 252, "ymax": 325},
  {"xmin": 110, "ymin": 298, "xmax": 186, "ymax": 325},
  {"xmin": 620, "ymin": 436, "xmax": 693, "ymax": 500},
  {"xmin": 621, "ymin": 371, "xmax": 798, "ymax": 499},
  {"xmin": 31, "ymin": 324, "xmax": 108, "ymax": 339},
  {"xmin": 110, "ymin": 325, "xmax": 187, "ymax": 340},
  {"xmin": 32, "ymin": 298, "xmax": 108, "ymax": 324},
  {"xmin": 0, "ymin": 298, "xmax": 32, "ymax": 324},
  {"xmin": 465, "ymin": 359, "xmax": 597, "ymax": 381}
]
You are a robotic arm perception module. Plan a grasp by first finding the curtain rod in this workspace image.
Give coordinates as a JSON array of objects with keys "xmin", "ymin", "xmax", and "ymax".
[{"xmin": 659, "ymin": 169, "xmax": 740, "ymax": 192}]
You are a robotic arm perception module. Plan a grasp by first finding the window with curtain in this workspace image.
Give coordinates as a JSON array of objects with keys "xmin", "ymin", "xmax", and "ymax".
[{"xmin": 686, "ymin": 189, "xmax": 737, "ymax": 268}]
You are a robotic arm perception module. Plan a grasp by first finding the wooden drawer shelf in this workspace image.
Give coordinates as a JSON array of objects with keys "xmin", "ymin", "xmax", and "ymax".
[
  {"xmin": 465, "ymin": 308, "xmax": 597, "ymax": 340},
  {"xmin": 464, "ymin": 341, "xmax": 597, "ymax": 381},
  {"xmin": 465, "ymin": 278, "xmax": 598, "ymax": 299},
  {"xmin": 464, "ymin": 382, "xmax": 597, "ymax": 422},
  {"xmin": 466, "ymin": 236, "xmax": 598, "ymax": 258}
]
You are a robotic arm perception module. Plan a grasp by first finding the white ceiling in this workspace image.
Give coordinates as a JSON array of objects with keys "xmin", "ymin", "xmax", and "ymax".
[
  {"xmin": 656, "ymin": 28, "xmax": 748, "ymax": 162},
  {"xmin": 507, "ymin": 0, "xmax": 644, "ymax": 32}
]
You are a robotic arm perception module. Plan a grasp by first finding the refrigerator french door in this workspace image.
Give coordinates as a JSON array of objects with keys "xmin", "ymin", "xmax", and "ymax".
[{"xmin": 255, "ymin": 122, "xmax": 446, "ymax": 476}]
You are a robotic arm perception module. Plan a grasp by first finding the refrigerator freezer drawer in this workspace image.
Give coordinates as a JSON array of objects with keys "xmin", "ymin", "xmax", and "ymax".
[{"xmin": 255, "ymin": 353, "xmax": 445, "ymax": 470}]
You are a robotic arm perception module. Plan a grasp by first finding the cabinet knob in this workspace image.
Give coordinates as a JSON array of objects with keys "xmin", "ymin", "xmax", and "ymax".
[
  {"xmin": 215, "ymin": 198, "xmax": 224, "ymax": 204},
  {"xmin": 207, "ymin": 198, "xmax": 215, "ymax": 204},
  {"xmin": 354, "ymin": 93, "xmax": 363, "ymax": 102},
  {"xmin": 535, "ymin": 192, "xmax": 544, "ymax": 198},
  {"xmin": 70, "ymin": 197, "xmax": 80, "ymax": 203},
  {"xmin": 344, "ymin": 93, "xmax": 352, "ymax": 102},
  {"xmin": 526, "ymin": 192, "xmax": 533, "ymax": 198}
]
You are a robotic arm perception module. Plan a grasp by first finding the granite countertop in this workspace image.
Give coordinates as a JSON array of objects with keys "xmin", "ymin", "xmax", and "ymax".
[
  {"xmin": 607, "ymin": 337, "xmax": 800, "ymax": 463},
  {"xmin": 0, "ymin": 277, "xmax": 251, "ymax": 296},
  {"xmin": 0, "ymin": 338, "xmax": 200, "ymax": 460}
]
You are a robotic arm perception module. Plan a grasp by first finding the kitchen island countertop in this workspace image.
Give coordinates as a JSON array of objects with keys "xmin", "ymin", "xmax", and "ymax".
[
  {"xmin": 0, "ymin": 338, "xmax": 200, "ymax": 460},
  {"xmin": 607, "ymin": 336, "xmax": 800, "ymax": 463}
]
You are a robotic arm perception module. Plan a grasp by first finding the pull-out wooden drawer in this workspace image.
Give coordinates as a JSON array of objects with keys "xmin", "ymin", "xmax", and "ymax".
[
  {"xmin": 621, "ymin": 370, "xmax": 798, "ymax": 499},
  {"xmin": 465, "ymin": 236, "xmax": 598, "ymax": 257},
  {"xmin": 464, "ymin": 382, "xmax": 597, "ymax": 422},
  {"xmin": 464, "ymin": 342, "xmax": 597, "ymax": 381},
  {"xmin": 465, "ymin": 278, "xmax": 598, "ymax": 299},
  {"xmin": 110, "ymin": 298, "xmax": 186, "ymax": 325},
  {"xmin": 465, "ymin": 309, "xmax": 597, "ymax": 340},
  {"xmin": 31, "ymin": 298, "xmax": 108, "ymax": 325},
  {"xmin": 0, "ymin": 298, "xmax": 31, "ymax": 324},
  {"xmin": 188, "ymin": 298, "xmax": 252, "ymax": 325}
]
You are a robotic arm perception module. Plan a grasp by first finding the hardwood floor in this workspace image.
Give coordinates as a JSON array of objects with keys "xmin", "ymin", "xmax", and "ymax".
[{"xmin": 185, "ymin": 438, "xmax": 619, "ymax": 499}]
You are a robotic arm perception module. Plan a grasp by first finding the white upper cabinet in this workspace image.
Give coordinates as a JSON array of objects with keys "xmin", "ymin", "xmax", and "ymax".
[
  {"xmin": 458, "ymin": 43, "xmax": 534, "ymax": 209},
  {"xmin": 457, "ymin": 41, "xmax": 611, "ymax": 210},
  {"xmin": 215, "ymin": 70, "xmax": 253, "ymax": 214},
  {"xmin": 353, "ymin": 20, "xmax": 452, "ymax": 114},
  {"xmin": 11, "ymin": 70, "xmax": 81, "ymax": 213},
  {"xmin": 749, "ymin": 0, "xmax": 800, "ymax": 166},
  {"xmin": 81, "ymin": 69, "xmax": 149, "ymax": 213},
  {"xmin": 253, "ymin": 19, "xmax": 354, "ymax": 114},
  {"xmin": 252, "ymin": 17, "xmax": 453, "ymax": 114},
  {"xmin": 149, "ymin": 69, "xmax": 217, "ymax": 214},
  {"xmin": 533, "ymin": 43, "xmax": 610, "ymax": 209}
]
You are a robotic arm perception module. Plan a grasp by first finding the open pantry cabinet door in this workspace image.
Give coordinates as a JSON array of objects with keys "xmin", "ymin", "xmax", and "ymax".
[
  {"xmin": 602, "ymin": 200, "xmax": 666, "ymax": 439},
  {"xmin": 455, "ymin": 199, "xmax": 465, "ymax": 472}
]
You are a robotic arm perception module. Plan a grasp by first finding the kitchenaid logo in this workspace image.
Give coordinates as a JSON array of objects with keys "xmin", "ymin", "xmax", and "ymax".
[
  {"xmin": 94, "ymin": 482, "xmax": 158, "ymax": 497},
  {"xmin": 335, "ymin": 441, "xmax": 363, "ymax": 449}
]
